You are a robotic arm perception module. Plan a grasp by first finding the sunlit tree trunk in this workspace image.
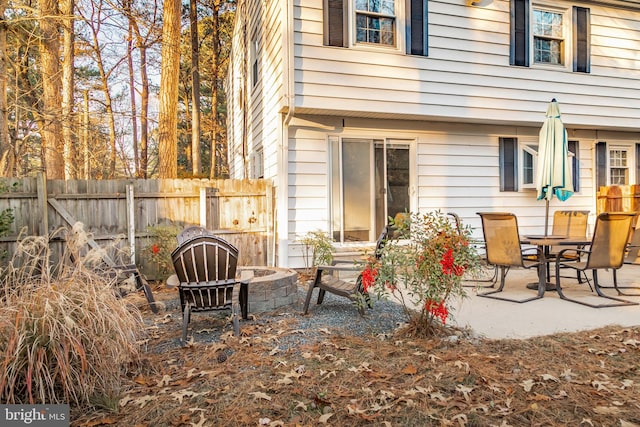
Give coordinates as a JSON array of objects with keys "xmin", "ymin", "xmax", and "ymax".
[
  {"xmin": 190, "ymin": 0, "xmax": 201, "ymax": 176},
  {"xmin": 157, "ymin": 0, "xmax": 180, "ymax": 178},
  {"xmin": 39, "ymin": 0, "xmax": 65, "ymax": 179},
  {"xmin": 0, "ymin": 0, "xmax": 11, "ymax": 176},
  {"xmin": 61, "ymin": 0, "xmax": 76, "ymax": 179}
]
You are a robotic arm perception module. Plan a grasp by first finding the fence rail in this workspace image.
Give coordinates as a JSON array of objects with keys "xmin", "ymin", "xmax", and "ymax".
[{"xmin": 0, "ymin": 174, "xmax": 274, "ymax": 279}]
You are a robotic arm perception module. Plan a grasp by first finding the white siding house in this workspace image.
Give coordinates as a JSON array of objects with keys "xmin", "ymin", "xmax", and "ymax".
[{"xmin": 227, "ymin": 0, "xmax": 640, "ymax": 268}]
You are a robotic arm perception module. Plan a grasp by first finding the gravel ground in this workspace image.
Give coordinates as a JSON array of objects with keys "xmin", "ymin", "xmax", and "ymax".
[{"xmin": 142, "ymin": 282, "xmax": 412, "ymax": 352}]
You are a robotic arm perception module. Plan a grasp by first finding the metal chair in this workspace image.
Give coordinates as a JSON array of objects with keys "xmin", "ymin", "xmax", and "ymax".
[
  {"xmin": 448, "ymin": 212, "xmax": 497, "ymax": 287},
  {"xmin": 476, "ymin": 212, "xmax": 541, "ymax": 303},
  {"xmin": 171, "ymin": 234, "xmax": 249, "ymax": 342},
  {"xmin": 554, "ymin": 212, "xmax": 638, "ymax": 308},
  {"xmin": 547, "ymin": 210, "xmax": 590, "ymax": 282}
]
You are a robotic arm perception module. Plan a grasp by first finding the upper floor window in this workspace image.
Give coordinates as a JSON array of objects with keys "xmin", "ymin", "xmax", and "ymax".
[
  {"xmin": 510, "ymin": 0, "xmax": 590, "ymax": 73},
  {"xmin": 324, "ymin": 0, "xmax": 427, "ymax": 56},
  {"xmin": 533, "ymin": 8, "xmax": 564, "ymax": 65},
  {"xmin": 355, "ymin": 0, "xmax": 396, "ymax": 46}
]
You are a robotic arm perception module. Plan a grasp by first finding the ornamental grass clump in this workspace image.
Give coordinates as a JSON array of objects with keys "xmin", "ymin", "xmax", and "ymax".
[
  {"xmin": 0, "ymin": 227, "xmax": 144, "ymax": 406},
  {"xmin": 361, "ymin": 211, "xmax": 481, "ymax": 337}
]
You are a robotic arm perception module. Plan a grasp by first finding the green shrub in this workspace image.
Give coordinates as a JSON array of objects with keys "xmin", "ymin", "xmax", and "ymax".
[
  {"xmin": 360, "ymin": 211, "xmax": 481, "ymax": 337},
  {"xmin": 0, "ymin": 231, "xmax": 144, "ymax": 406},
  {"xmin": 145, "ymin": 225, "xmax": 180, "ymax": 280},
  {"xmin": 298, "ymin": 230, "xmax": 334, "ymax": 274}
]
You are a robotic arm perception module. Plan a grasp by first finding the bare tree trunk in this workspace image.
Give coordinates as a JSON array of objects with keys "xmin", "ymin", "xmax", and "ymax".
[
  {"xmin": 190, "ymin": 0, "xmax": 201, "ymax": 176},
  {"xmin": 209, "ymin": 0, "xmax": 220, "ymax": 179},
  {"xmin": 138, "ymin": 43, "xmax": 149, "ymax": 178},
  {"xmin": 39, "ymin": 0, "xmax": 65, "ymax": 179},
  {"xmin": 127, "ymin": 9, "xmax": 152, "ymax": 179},
  {"xmin": 61, "ymin": 0, "xmax": 76, "ymax": 179},
  {"xmin": 83, "ymin": 90, "xmax": 89, "ymax": 178},
  {"xmin": 0, "ymin": 0, "xmax": 12, "ymax": 176},
  {"xmin": 157, "ymin": 0, "xmax": 180, "ymax": 178},
  {"xmin": 126, "ymin": 0, "xmax": 139, "ymax": 177}
]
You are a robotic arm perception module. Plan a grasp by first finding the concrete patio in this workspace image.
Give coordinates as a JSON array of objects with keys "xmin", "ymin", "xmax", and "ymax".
[{"xmin": 450, "ymin": 263, "xmax": 640, "ymax": 339}]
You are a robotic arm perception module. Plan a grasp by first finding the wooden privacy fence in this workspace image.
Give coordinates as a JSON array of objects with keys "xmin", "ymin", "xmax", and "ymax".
[
  {"xmin": 597, "ymin": 185, "xmax": 640, "ymax": 214},
  {"xmin": 0, "ymin": 174, "xmax": 274, "ymax": 279}
]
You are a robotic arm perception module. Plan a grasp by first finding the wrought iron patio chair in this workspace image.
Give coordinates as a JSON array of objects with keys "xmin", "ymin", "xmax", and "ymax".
[
  {"xmin": 476, "ymin": 212, "xmax": 541, "ymax": 303},
  {"xmin": 303, "ymin": 226, "xmax": 389, "ymax": 315},
  {"xmin": 554, "ymin": 212, "xmax": 638, "ymax": 308},
  {"xmin": 171, "ymin": 234, "xmax": 249, "ymax": 342}
]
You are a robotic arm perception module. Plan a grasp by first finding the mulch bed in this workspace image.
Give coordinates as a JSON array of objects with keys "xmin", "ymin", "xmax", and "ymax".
[{"xmin": 72, "ymin": 283, "xmax": 640, "ymax": 426}]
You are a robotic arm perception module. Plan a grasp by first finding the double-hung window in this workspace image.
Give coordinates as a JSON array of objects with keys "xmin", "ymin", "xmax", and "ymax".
[
  {"xmin": 533, "ymin": 8, "xmax": 565, "ymax": 65},
  {"xmin": 355, "ymin": 0, "xmax": 396, "ymax": 46},
  {"xmin": 510, "ymin": 0, "xmax": 590, "ymax": 72},
  {"xmin": 324, "ymin": 0, "xmax": 428, "ymax": 56}
]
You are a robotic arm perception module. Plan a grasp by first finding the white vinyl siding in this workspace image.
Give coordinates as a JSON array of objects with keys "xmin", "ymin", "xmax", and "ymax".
[{"xmin": 294, "ymin": 0, "xmax": 640, "ymax": 129}]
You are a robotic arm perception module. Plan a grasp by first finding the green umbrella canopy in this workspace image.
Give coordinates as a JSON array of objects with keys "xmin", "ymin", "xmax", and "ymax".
[{"xmin": 536, "ymin": 99, "xmax": 574, "ymax": 202}]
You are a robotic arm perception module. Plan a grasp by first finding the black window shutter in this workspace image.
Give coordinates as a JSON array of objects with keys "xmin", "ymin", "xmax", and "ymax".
[
  {"xmin": 568, "ymin": 140, "xmax": 579, "ymax": 192},
  {"xmin": 510, "ymin": 0, "xmax": 529, "ymax": 67},
  {"xmin": 595, "ymin": 141, "xmax": 607, "ymax": 189},
  {"xmin": 499, "ymin": 137, "xmax": 518, "ymax": 192},
  {"xmin": 636, "ymin": 143, "xmax": 640, "ymax": 185},
  {"xmin": 573, "ymin": 7, "xmax": 590, "ymax": 73},
  {"xmin": 407, "ymin": 0, "xmax": 428, "ymax": 56},
  {"xmin": 325, "ymin": 0, "xmax": 345, "ymax": 47}
]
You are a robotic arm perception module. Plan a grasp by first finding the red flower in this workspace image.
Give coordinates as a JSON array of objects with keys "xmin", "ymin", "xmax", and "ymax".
[
  {"xmin": 361, "ymin": 266, "xmax": 378, "ymax": 293},
  {"xmin": 151, "ymin": 244, "xmax": 160, "ymax": 254},
  {"xmin": 440, "ymin": 248, "xmax": 454, "ymax": 275},
  {"xmin": 440, "ymin": 248, "xmax": 464, "ymax": 276},
  {"xmin": 425, "ymin": 299, "xmax": 448, "ymax": 324}
]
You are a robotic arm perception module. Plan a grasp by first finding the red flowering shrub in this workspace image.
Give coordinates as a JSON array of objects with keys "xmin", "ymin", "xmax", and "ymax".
[{"xmin": 362, "ymin": 211, "xmax": 480, "ymax": 337}]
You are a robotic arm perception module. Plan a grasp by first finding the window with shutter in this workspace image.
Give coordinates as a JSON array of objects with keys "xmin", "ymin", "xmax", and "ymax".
[
  {"xmin": 595, "ymin": 141, "xmax": 639, "ymax": 187},
  {"xmin": 510, "ymin": 2, "xmax": 590, "ymax": 73},
  {"xmin": 323, "ymin": 0, "xmax": 427, "ymax": 55}
]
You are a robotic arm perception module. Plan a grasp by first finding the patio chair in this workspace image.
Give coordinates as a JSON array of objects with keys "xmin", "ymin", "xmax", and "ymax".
[
  {"xmin": 554, "ymin": 212, "xmax": 638, "ymax": 308},
  {"xmin": 171, "ymin": 234, "xmax": 249, "ymax": 342},
  {"xmin": 448, "ymin": 212, "xmax": 497, "ymax": 287},
  {"xmin": 303, "ymin": 226, "xmax": 389, "ymax": 315},
  {"xmin": 546, "ymin": 210, "xmax": 590, "ymax": 282},
  {"xmin": 476, "ymin": 212, "xmax": 541, "ymax": 303},
  {"xmin": 177, "ymin": 225, "xmax": 214, "ymax": 245}
]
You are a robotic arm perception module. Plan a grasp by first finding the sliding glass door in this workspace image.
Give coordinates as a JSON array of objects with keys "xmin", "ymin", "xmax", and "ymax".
[{"xmin": 331, "ymin": 137, "xmax": 411, "ymax": 243}]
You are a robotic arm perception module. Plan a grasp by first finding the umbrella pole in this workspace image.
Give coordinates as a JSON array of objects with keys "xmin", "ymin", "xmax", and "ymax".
[{"xmin": 544, "ymin": 199, "xmax": 549, "ymax": 237}]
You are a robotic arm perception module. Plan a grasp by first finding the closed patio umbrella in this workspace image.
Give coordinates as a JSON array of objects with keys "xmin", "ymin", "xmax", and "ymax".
[{"xmin": 536, "ymin": 98, "xmax": 574, "ymax": 236}]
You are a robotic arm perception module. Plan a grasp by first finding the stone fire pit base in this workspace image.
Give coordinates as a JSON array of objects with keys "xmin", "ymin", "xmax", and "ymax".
[{"xmin": 238, "ymin": 266, "xmax": 299, "ymax": 313}]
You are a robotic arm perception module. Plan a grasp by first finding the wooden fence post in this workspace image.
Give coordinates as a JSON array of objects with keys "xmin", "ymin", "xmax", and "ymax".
[
  {"xmin": 126, "ymin": 184, "xmax": 135, "ymax": 264},
  {"xmin": 36, "ymin": 172, "xmax": 48, "ymax": 237},
  {"xmin": 199, "ymin": 187, "xmax": 207, "ymax": 228}
]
